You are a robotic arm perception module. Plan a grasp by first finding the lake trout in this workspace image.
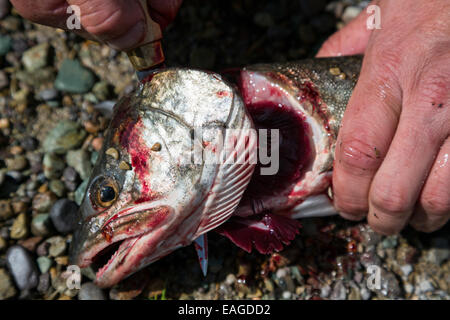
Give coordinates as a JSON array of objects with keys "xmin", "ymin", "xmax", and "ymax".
[{"xmin": 69, "ymin": 56, "xmax": 362, "ymax": 287}]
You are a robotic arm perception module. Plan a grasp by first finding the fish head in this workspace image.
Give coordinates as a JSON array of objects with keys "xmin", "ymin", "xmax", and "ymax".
[{"xmin": 70, "ymin": 69, "xmax": 256, "ymax": 287}]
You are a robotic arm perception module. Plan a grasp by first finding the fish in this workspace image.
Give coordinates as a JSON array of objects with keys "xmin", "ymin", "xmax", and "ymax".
[{"xmin": 69, "ymin": 56, "xmax": 363, "ymax": 288}]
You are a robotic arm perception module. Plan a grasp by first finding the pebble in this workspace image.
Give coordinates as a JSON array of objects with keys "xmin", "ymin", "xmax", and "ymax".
[
  {"xmin": 0, "ymin": 35, "xmax": 11, "ymax": 56},
  {"xmin": 6, "ymin": 245, "xmax": 39, "ymax": 290},
  {"xmin": 0, "ymin": 199, "xmax": 13, "ymax": 220},
  {"xmin": 10, "ymin": 213, "xmax": 29, "ymax": 239},
  {"xmin": 31, "ymin": 214, "xmax": 52, "ymax": 237},
  {"xmin": 330, "ymin": 280, "xmax": 347, "ymax": 300},
  {"xmin": 18, "ymin": 236, "xmax": 42, "ymax": 252},
  {"xmin": 43, "ymin": 121, "xmax": 87, "ymax": 154},
  {"xmin": 37, "ymin": 88, "xmax": 60, "ymax": 101},
  {"xmin": 382, "ymin": 236, "xmax": 398, "ymax": 249},
  {"xmin": 49, "ymin": 199, "xmax": 78, "ymax": 234},
  {"xmin": 425, "ymin": 238, "xmax": 449, "ymax": 265},
  {"xmin": 0, "ymin": 0, "xmax": 11, "ymax": 19},
  {"xmin": 400, "ymin": 264, "xmax": 413, "ymax": 277},
  {"xmin": 320, "ymin": 285, "xmax": 331, "ymax": 298},
  {"xmin": 46, "ymin": 236, "xmax": 67, "ymax": 257},
  {"xmin": 0, "ymin": 268, "xmax": 17, "ymax": 299},
  {"xmin": 94, "ymin": 100, "xmax": 116, "ymax": 118},
  {"xmin": 225, "ymin": 273, "xmax": 236, "ymax": 286},
  {"xmin": 32, "ymin": 191, "xmax": 57, "ymax": 213},
  {"xmin": 36, "ymin": 256, "xmax": 53, "ymax": 274},
  {"xmin": 36, "ymin": 241, "xmax": 50, "ymax": 257},
  {"xmin": 0, "ymin": 236, "xmax": 6, "ymax": 252},
  {"xmin": 92, "ymin": 81, "xmax": 111, "ymax": 101},
  {"xmin": 54, "ymin": 59, "xmax": 95, "ymax": 94},
  {"xmin": 75, "ymin": 180, "xmax": 89, "ymax": 205},
  {"xmin": 377, "ymin": 269, "xmax": 401, "ymax": 299},
  {"xmin": 342, "ymin": 6, "xmax": 362, "ymax": 24},
  {"xmin": 281, "ymin": 291, "xmax": 292, "ymax": 300},
  {"xmin": 418, "ymin": 280, "xmax": 434, "ymax": 294},
  {"xmin": 360, "ymin": 287, "xmax": 371, "ymax": 300},
  {"xmin": 5, "ymin": 155, "xmax": 28, "ymax": 171},
  {"xmin": 49, "ymin": 179, "xmax": 66, "ymax": 197},
  {"xmin": 22, "ymin": 43, "xmax": 49, "ymax": 72},
  {"xmin": 37, "ymin": 273, "xmax": 50, "ymax": 294},
  {"xmin": 66, "ymin": 149, "xmax": 92, "ymax": 180},
  {"xmin": 78, "ymin": 282, "xmax": 107, "ymax": 300},
  {"xmin": 0, "ymin": 70, "xmax": 9, "ymax": 89}
]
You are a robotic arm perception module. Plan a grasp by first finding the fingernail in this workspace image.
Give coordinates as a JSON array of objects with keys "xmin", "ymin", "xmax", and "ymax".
[{"xmin": 106, "ymin": 20, "xmax": 145, "ymax": 51}]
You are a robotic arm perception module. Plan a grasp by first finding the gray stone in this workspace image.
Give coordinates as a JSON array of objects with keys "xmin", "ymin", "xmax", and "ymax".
[
  {"xmin": 37, "ymin": 273, "xmax": 50, "ymax": 294},
  {"xmin": 400, "ymin": 264, "xmax": 413, "ymax": 277},
  {"xmin": 31, "ymin": 214, "xmax": 52, "ymax": 237},
  {"xmin": 66, "ymin": 149, "xmax": 92, "ymax": 180},
  {"xmin": 49, "ymin": 199, "xmax": 78, "ymax": 234},
  {"xmin": 6, "ymin": 245, "xmax": 39, "ymax": 290},
  {"xmin": 49, "ymin": 179, "xmax": 66, "ymax": 197},
  {"xmin": 10, "ymin": 213, "xmax": 28, "ymax": 240},
  {"xmin": 54, "ymin": 59, "xmax": 95, "ymax": 94},
  {"xmin": 330, "ymin": 280, "xmax": 347, "ymax": 300},
  {"xmin": 78, "ymin": 282, "xmax": 107, "ymax": 300},
  {"xmin": 22, "ymin": 43, "xmax": 49, "ymax": 72},
  {"xmin": 342, "ymin": 6, "xmax": 362, "ymax": 24},
  {"xmin": 0, "ymin": 268, "xmax": 16, "ymax": 299},
  {"xmin": 46, "ymin": 236, "xmax": 67, "ymax": 257},
  {"xmin": 94, "ymin": 100, "xmax": 116, "ymax": 118},
  {"xmin": 43, "ymin": 121, "xmax": 87, "ymax": 154},
  {"xmin": 36, "ymin": 256, "xmax": 52, "ymax": 274},
  {"xmin": 0, "ymin": 35, "xmax": 11, "ymax": 56},
  {"xmin": 37, "ymin": 88, "xmax": 59, "ymax": 101}
]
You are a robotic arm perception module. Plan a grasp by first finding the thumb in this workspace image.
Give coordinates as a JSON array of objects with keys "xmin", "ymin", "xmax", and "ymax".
[{"xmin": 316, "ymin": 5, "xmax": 374, "ymax": 58}]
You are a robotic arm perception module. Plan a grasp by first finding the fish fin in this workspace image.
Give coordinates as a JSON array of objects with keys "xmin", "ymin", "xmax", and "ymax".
[
  {"xmin": 193, "ymin": 126, "xmax": 257, "ymax": 238},
  {"xmin": 289, "ymin": 194, "xmax": 338, "ymax": 218},
  {"xmin": 216, "ymin": 213, "xmax": 302, "ymax": 254},
  {"xmin": 193, "ymin": 234, "xmax": 208, "ymax": 277}
]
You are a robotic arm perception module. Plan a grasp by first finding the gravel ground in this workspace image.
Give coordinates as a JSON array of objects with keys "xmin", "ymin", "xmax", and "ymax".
[{"xmin": 0, "ymin": 0, "xmax": 449, "ymax": 300}]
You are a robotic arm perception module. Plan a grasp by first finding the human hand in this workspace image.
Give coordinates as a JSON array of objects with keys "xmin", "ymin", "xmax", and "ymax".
[
  {"xmin": 10, "ymin": 0, "xmax": 183, "ymax": 51},
  {"xmin": 317, "ymin": 0, "xmax": 450, "ymax": 235}
]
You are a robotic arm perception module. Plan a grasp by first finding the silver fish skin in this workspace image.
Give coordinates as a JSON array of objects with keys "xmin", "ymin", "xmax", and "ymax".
[{"xmin": 70, "ymin": 56, "xmax": 362, "ymax": 287}]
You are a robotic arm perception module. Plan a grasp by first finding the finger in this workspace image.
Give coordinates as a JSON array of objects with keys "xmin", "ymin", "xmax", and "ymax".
[
  {"xmin": 333, "ymin": 51, "xmax": 402, "ymax": 220},
  {"xmin": 368, "ymin": 69, "xmax": 450, "ymax": 235},
  {"xmin": 316, "ymin": 1, "xmax": 376, "ymax": 58},
  {"xmin": 410, "ymin": 137, "xmax": 450, "ymax": 232},
  {"xmin": 147, "ymin": 0, "xmax": 183, "ymax": 29},
  {"xmin": 10, "ymin": 0, "xmax": 70, "ymax": 29}
]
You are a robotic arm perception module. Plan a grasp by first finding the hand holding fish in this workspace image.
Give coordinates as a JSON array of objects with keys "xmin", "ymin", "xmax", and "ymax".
[
  {"xmin": 10, "ymin": 0, "xmax": 183, "ymax": 50},
  {"xmin": 317, "ymin": 0, "xmax": 450, "ymax": 234}
]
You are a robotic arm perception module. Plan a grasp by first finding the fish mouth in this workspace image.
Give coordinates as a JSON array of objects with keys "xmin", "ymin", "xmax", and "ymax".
[{"xmin": 71, "ymin": 205, "xmax": 172, "ymax": 287}]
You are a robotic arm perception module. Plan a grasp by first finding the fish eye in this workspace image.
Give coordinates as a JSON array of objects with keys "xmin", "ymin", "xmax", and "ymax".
[{"xmin": 91, "ymin": 177, "xmax": 119, "ymax": 208}]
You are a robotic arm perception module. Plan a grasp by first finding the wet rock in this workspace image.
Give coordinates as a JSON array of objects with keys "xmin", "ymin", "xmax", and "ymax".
[
  {"xmin": 36, "ymin": 256, "xmax": 53, "ymax": 274},
  {"xmin": 49, "ymin": 199, "xmax": 78, "ymax": 234},
  {"xmin": 43, "ymin": 121, "xmax": 87, "ymax": 154},
  {"xmin": 37, "ymin": 273, "xmax": 50, "ymax": 294},
  {"xmin": 32, "ymin": 192, "xmax": 57, "ymax": 213},
  {"xmin": 425, "ymin": 238, "xmax": 449, "ymax": 265},
  {"xmin": 0, "ymin": 268, "xmax": 16, "ymax": 299},
  {"xmin": 46, "ymin": 236, "xmax": 67, "ymax": 257},
  {"xmin": 66, "ymin": 149, "xmax": 92, "ymax": 180},
  {"xmin": 36, "ymin": 241, "xmax": 50, "ymax": 257},
  {"xmin": 43, "ymin": 153, "xmax": 66, "ymax": 179},
  {"xmin": 18, "ymin": 236, "xmax": 42, "ymax": 252},
  {"xmin": 6, "ymin": 245, "xmax": 39, "ymax": 290},
  {"xmin": 0, "ymin": 200, "xmax": 13, "ymax": 220},
  {"xmin": 320, "ymin": 285, "xmax": 331, "ymax": 298},
  {"xmin": 5, "ymin": 156, "xmax": 28, "ymax": 171},
  {"xmin": 400, "ymin": 264, "xmax": 413, "ymax": 278},
  {"xmin": 54, "ymin": 59, "xmax": 95, "ymax": 94},
  {"xmin": 382, "ymin": 236, "xmax": 398, "ymax": 249},
  {"xmin": 94, "ymin": 100, "xmax": 116, "ymax": 118},
  {"xmin": 0, "ymin": 35, "xmax": 11, "ymax": 56},
  {"xmin": 330, "ymin": 280, "xmax": 347, "ymax": 300},
  {"xmin": 75, "ymin": 180, "xmax": 89, "ymax": 205},
  {"xmin": 0, "ymin": 70, "xmax": 9, "ymax": 89},
  {"xmin": 21, "ymin": 137, "xmax": 39, "ymax": 152},
  {"xmin": 360, "ymin": 249, "xmax": 381, "ymax": 268},
  {"xmin": 417, "ymin": 280, "xmax": 434, "ymax": 294},
  {"xmin": 22, "ymin": 43, "xmax": 50, "ymax": 72},
  {"xmin": 31, "ymin": 214, "xmax": 52, "ymax": 237},
  {"xmin": 10, "ymin": 213, "xmax": 29, "ymax": 240},
  {"xmin": 37, "ymin": 88, "xmax": 60, "ymax": 101},
  {"xmin": 49, "ymin": 180, "xmax": 66, "ymax": 197},
  {"xmin": 375, "ymin": 269, "xmax": 401, "ymax": 299},
  {"xmin": 78, "ymin": 282, "xmax": 107, "ymax": 300},
  {"xmin": 360, "ymin": 287, "xmax": 371, "ymax": 300},
  {"xmin": 0, "ymin": 236, "xmax": 6, "ymax": 252},
  {"xmin": 92, "ymin": 81, "xmax": 111, "ymax": 101}
]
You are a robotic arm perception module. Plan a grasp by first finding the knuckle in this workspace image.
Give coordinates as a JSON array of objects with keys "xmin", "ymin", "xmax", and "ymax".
[
  {"xmin": 83, "ymin": 9, "xmax": 123, "ymax": 37},
  {"xmin": 421, "ymin": 192, "xmax": 450, "ymax": 217},
  {"xmin": 337, "ymin": 137, "xmax": 383, "ymax": 173},
  {"xmin": 370, "ymin": 184, "xmax": 412, "ymax": 216}
]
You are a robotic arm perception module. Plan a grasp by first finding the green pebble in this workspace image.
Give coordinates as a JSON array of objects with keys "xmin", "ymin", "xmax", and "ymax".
[
  {"xmin": 43, "ymin": 120, "xmax": 86, "ymax": 154},
  {"xmin": 54, "ymin": 59, "xmax": 95, "ymax": 94},
  {"xmin": 36, "ymin": 256, "xmax": 53, "ymax": 274},
  {"xmin": 0, "ymin": 35, "xmax": 11, "ymax": 56},
  {"xmin": 31, "ymin": 214, "xmax": 52, "ymax": 237}
]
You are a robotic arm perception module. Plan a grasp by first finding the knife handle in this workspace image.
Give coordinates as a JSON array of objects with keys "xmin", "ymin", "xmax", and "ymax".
[{"xmin": 127, "ymin": 0, "xmax": 165, "ymax": 71}]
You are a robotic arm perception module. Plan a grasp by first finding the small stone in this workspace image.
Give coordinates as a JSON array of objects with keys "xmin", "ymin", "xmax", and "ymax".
[
  {"xmin": 43, "ymin": 121, "xmax": 87, "ymax": 154},
  {"xmin": 281, "ymin": 291, "xmax": 292, "ymax": 300},
  {"xmin": 37, "ymin": 273, "xmax": 50, "ymax": 294},
  {"xmin": 0, "ymin": 200, "xmax": 13, "ymax": 220},
  {"xmin": 18, "ymin": 236, "xmax": 42, "ymax": 252},
  {"xmin": 47, "ymin": 236, "xmax": 67, "ymax": 257},
  {"xmin": 91, "ymin": 137, "xmax": 104, "ymax": 151},
  {"xmin": 342, "ymin": 6, "xmax": 362, "ymax": 24},
  {"xmin": 5, "ymin": 156, "xmax": 28, "ymax": 171},
  {"xmin": 31, "ymin": 214, "xmax": 52, "ymax": 237},
  {"xmin": 0, "ymin": 0, "xmax": 11, "ymax": 19},
  {"xmin": 66, "ymin": 149, "xmax": 92, "ymax": 180},
  {"xmin": 0, "ymin": 236, "xmax": 6, "ymax": 252},
  {"xmin": 404, "ymin": 283, "xmax": 414, "ymax": 294},
  {"xmin": 43, "ymin": 152, "xmax": 65, "ymax": 179},
  {"xmin": 0, "ymin": 118, "xmax": 10, "ymax": 129},
  {"xmin": 37, "ymin": 256, "xmax": 53, "ymax": 274},
  {"xmin": 382, "ymin": 236, "xmax": 398, "ymax": 249},
  {"xmin": 22, "ymin": 43, "xmax": 49, "ymax": 72},
  {"xmin": 106, "ymin": 147, "xmax": 119, "ymax": 160},
  {"xmin": 400, "ymin": 264, "xmax": 413, "ymax": 277},
  {"xmin": 360, "ymin": 287, "xmax": 371, "ymax": 300},
  {"xmin": 54, "ymin": 59, "xmax": 95, "ymax": 94},
  {"xmin": 119, "ymin": 161, "xmax": 131, "ymax": 171},
  {"xmin": 0, "ymin": 268, "xmax": 16, "ymax": 299},
  {"xmin": 75, "ymin": 180, "xmax": 89, "ymax": 205},
  {"xmin": 225, "ymin": 274, "xmax": 236, "ymax": 286},
  {"xmin": 0, "ymin": 70, "xmax": 9, "ymax": 89},
  {"xmin": 36, "ymin": 241, "xmax": 50, "ymax": 257},
  {"xmin": 94, "ymin": 100, "xmax": 116, "ymax": 118},
  {"xmin": 151, "ymin": 143, "xmax": 162, "ymax": 152},
  {"xmin": 425, "ymin": 239, "xmax": 449, "ymax": 265},
  {"xmin": 92, "ymin": 81, "xmax": 111, "ymax": 101},
  {"xmin": 6, "ymin": 245, "xmax": 39, "ymax": 290},
  {"xmin": 10, "ymin": 213, "xmax": 28, "ymax": 239},
  {"xmin": 0, "ymin": 35, "xmax": 11, "ymax": 56},
  {"xmin": 55, "ymin": 256, "xmax": 69, "ymax": 266},
  {"xmin": 418, "ymin": 280, "xmax": 434, "ymax": 293},
  {"xmin": 32, "ymin": 191, "xmax": 57, "ymax": 213},
  {"xmin": 37, "ymin": 88, "xmax": 60, "ymax": 101},
  {"xmin": 49, "ymin": 179, "xmax": 66, "ymax": 197},
  {"xmin": 79, "ymin": 282, "xmax": 107, "ymax": 300},
  {"xmin": 330, "ymin": 280, "xmax": 347, "ymax": 300},
  {"xmin": 329, "ymin": 67, "xmax": 341, "ymax": 75},
  {"xmin": 49, "ymin": 199, "xmax": 78, "ymax": 234},
  {"xmin": 320, "ymin": 285, "xmax": 331, "ymax": 298}
]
